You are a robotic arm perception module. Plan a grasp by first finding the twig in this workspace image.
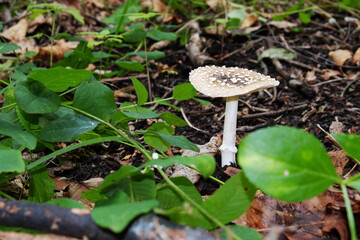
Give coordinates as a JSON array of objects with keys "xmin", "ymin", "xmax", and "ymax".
[
  {"xmin": 341, "ymin": 78, "xmax": 360, "ymax": 97},
  {"xmin": 180, "ymin": 107, "xmax": 211, "ymax": 136},
  {"xmin": 99, "ymin": 74, "xmax": 148, "ymax": 83},
  {"xmin": 239, "ymin": 103, "xmax": 308, "ymax": 119}
]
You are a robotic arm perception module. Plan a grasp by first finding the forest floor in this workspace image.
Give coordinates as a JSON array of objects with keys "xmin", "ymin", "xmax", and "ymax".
[{"xmin": 1, "ymin": 0, "xmax": 360, "ymax": 239}]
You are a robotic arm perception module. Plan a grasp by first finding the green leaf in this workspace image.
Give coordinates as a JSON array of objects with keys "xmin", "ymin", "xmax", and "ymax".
[
  {"xmin": 299, "ymin": 12, "xmax": 311, "ymax": 24},
  {"xmin": 130, "ymin": 76, "xmax": 148, "ymax": 105},
  {"xmin": 201, "ymin": 172, "xmax": 256, "ymax": 229},
  {"xmin": 28, "ymin": 67, "xmax": 92, "ymax": 92},
  {"xmin": 127, "ymin": 51, "xmax": 165, "ymax": 60},
  {"xmin": 73, "ymin": 80, "xmax": 116, "ymax": 121},
  {"xmin": 0, "ymin": 150, "xmax": 25, "ymax": 173},
  {"xmin": 92, "ymin": 192, "xmax": 158, "ymax": 233},
  {"xmin": 47, "ymin": 198, "xmax": 86, "ymax": 209},
  {"xmin": 120, "ymin": 103, "xmax": 160, "ymax": 119},
  {"xmin": 0, "ymin": 119, "xmax": 37, "ymax": 150},
  {"xmin": 221, "ymin": 225, "xmax": 263, "ymax": 240},
  {"xmin": 28, "ymin": 164, "xmax": 55, "ymax": 203},
  {"xmin": 147, "ymin": 29, "xmax": 177, "ymax": 41},
  {"xmin": 258, "ymin": 48, "xmax": 297, "ymax": 61},
  {"xmin": 158, "ymin": 132, "xmax": 199, "ymax": 151},
  {"xmin": 38, "ymin": 114, "xmax": 99, "ymax": 142},
  {"xmin": 123, "ymin": 29, "xmax": 146, "ymax": 42},
  {"xmin": 333, "ymin": 134, "xmax": 360, "ymax": 163},
  {"xmin": 238, "ymin": 126, "xmax": 341, "ymax": 202},
  {"xmin": 143, "ymin": 122, "xmax": 174, "ymax": 152},
  {"xmin": 193, "ymin": 97, "xmax": 211, "ymax": 107},
  {"xmin": 0, "ymin": 43, "xmax": 21, "ymax": 54},
  {"xmin": 346, "ymin": 173, "xmax": 360, "ymax": 192},
  {"xmin": 157, "ymin": 177, "xmax": 202, "ymax": 209},
  {"xmin": 116, "ymin": 61, "xmax": 144, "ymax": 72},
  {"xmin": 62, "ymin": 8, "xmax": 84, "ymax": 24},
  {"xmin": 15, "ymin": 80, "xmax": 60, "ymax": 114},
  {"xmin": 159, "ymin": 112, "xmax": 187, "ymax": 126},
  {"xmin": 83, "ymin": 166, "xmax": 156, "ymax": 202},
  {"xmin": 142, "ymin": 155, "xmax": 215, "ymax": 179},
  {"xmin": 173, "ymin": 83, "xmax": 197, "ymax": 100},
  {"xmin": 153, "ymin": 97, "xmax": 179, "ymax": 111}
]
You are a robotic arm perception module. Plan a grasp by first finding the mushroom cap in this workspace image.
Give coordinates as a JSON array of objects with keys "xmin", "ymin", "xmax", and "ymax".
[{"xmin": 189, "ymin": 66, "xmax": 279, "ymax": 98}]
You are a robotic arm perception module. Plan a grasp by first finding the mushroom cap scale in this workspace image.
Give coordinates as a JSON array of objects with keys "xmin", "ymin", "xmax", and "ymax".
[{"xmin": 189, "ymin": 66, "xmax": 280, "ymax": 98}]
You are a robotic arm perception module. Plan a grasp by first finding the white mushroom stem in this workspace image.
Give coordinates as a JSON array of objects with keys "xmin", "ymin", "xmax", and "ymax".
[{"xmin": 219, "ymin": 95, "xmax": 239, "ymax": 167}]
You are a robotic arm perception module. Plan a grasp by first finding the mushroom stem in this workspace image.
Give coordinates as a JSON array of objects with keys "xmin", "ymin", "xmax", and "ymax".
[{"xmin": 219, "ymin": 95, "xmax": 239, "ymax": 167}]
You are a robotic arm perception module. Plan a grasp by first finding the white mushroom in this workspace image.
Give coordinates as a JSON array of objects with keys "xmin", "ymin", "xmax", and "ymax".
[{"xmin": 189, "ymin": 65, "xmax": 279, "ymax": 167}]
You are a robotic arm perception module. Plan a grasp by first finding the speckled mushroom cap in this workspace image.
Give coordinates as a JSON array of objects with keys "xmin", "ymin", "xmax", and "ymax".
[{"xmin": 189, "ymin": 66, "xmax": 279, "ymax": 98}]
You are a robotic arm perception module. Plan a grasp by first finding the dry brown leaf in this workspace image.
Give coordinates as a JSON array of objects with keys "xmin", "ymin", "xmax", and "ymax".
[
  {"xmin": 329, "ymin": 49, "xmax": 352, "ymax": 66},
  {"xmin": 206, "ymin": 0, "xmax": 223, "ymax": 11},
  {"xmin": 82, "ymin": 177, "xmax": 104, "ymax": 189},
  {"xmin": 268, "ymin": 20, "xmax": 297, "ymax": 29},
  {"xmin": 32, "ymin": 39, "xmax": 77, "ymax": 65},
  {"xmin": 223, "ymin": 166, "xmax": 241, "ymax": 177},
  {"xmin": 28, "ymin": 14, "xmax": 53, "ymax": 33},
  {"xmin": 329, "ymin": 120, "xmax": 344, "ymax": 134},
  {"xmin": 1, "ymin": 17, "xmax": 28, "ymax": 42},
  {"xmin": 86, "ymin": 0, "xmax": 105, "ymax": 8},
  {"xmin": 53, "ymin": 177, "xmax": 70, "ymax": 191},
  {"xmin": 149, "ymin": 40, "xmax": 170, "ymax": 51},
  {"xmin": 14, "ymin": 38, "xmax": 39, "ymax": 54},
  {"xmin": 328, "ymin": 150, "xmax": 349, "ymax": 176},
  {"xmin": 322, "ymin": 214, "xmax": 349, "ymax": 240},
  {"xmin": 152, "ymin": 0, "xmax": 178, "ymax": 22},
  {"xmin": 321, "ymin": 69, "xmax": 342, "ymax": 80},
  {"xmin": 305, "ymin": 68, "xmax": 317, "ymax": 82},
  {"xmin": 166, "ymin": 164, "xmax": 201, "ymax": 184},
  {"xmin": 240, "ymin": 14, "xmax": 258, "ymax": 29},
  {"xmin": 352, "ymin": 47, "xmax": 360, "ymax": 65},
  {"xmin": 181, "ymin": 135, "xmax": 221, "ymax": 157}
]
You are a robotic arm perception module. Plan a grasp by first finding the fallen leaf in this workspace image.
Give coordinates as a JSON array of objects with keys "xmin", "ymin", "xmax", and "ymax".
[
  {"xmin": 329, "ymin": 49, "xmax": 352, "ymax": 66},
  {"xmin": 268, "ymin": 20, "xmax": 297, "ymax": 29},
  {"xmin": 328, "ymin": 150, "xmax": 349, "ymax": 176},
  {"xmin": 82, "ymin": 177, "xmax": 104, "ymax": 189},
  {"xmin": 224, "ymin": 166, "xmax": 241, "ymax": 177},
  {"xmin": 240, "ymin": 14, "xmax": 258, "ymax": 29},
  {"xmin": 329, "ymin": 120, "xmax": 344, "ymax": 134},
  {"xmin": 206, "ymin": 0, "xmax": 223, "ymax": 11},
  {"xmin": 1, "ymin": 17, "xmax": 28, "ymax": 42},
  {"xmin": 165, "ymin": 164, "xmax": 201, "ymax": 184},
  {"xmin": 32, "ymin": 39, "xmax": 77, "ymax": 65},
  {"xmin": 352, "ymin": 47, "xmax": 360, "ymax": 65},
  {"xmin": 181, "ymin": 135, "xmax": 221, "ymax": 157},
  {"xmin": 321, "ymin": 69, "xmax": 342, "ymax": 81},
  {"xmin": 305, "ymin": 68, "xmax": 317, "ymax": 82},
  {"xmin": 322, "ymin": 214, "xmax": 349, "ymax": 240}
]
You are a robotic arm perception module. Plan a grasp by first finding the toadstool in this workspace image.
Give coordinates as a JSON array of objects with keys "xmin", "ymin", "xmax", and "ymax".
[{"xmin": 189, "ymin": 66, "xmax": 279, "ymax": 167}]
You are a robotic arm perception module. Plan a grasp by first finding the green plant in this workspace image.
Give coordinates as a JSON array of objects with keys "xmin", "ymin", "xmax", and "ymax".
[
  {"xmin": 238, "ymin": 126, "xmax": 360, "ymax": 240},
  {"xmin": 27, "ymin": 3, "xmax": 84, "ymax": 66}
]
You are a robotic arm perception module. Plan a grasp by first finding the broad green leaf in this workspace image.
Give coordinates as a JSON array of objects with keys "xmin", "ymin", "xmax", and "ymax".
[
  {"xmin": 130, "ymin": 77, "xmax": 148, "ymax": 105},
  {"xmin": 0, "ymin": 119, "xmax": 37, "ymax": 150},
  {"xmin": 0, "ymin": 43, "xmax": 21, "ymax": 54},
  {"xmin": 116, "ymin": 61, "xmax": 144, "ymax": 72},
  {"xmin": 147, "ymin": 29, "xmax": 177, "ymax": 41},
  {"xmin": 127, "ymin": 51, "xmax": 165, "ymax": 60},
  {"xmin": 0, "ymin": 150, "xmax": 25, "ymax": 173},
  {"xmin": 228, "ymin": 9, "xmax": 247, "ymax": 21},
  {"xmin": 299, "ymin": 12, "xmax": 311, "ymax": 24},
  {"xmin": 238, "ymin": 126, "xmax": 341, "ymax": 202},
  {"xmin": 143, "ymin": 122, "xmax": 174, "ymax": 152},
  {"xmin": 141, "ymin": 155, "xmax": 215, "ymax": 179},
  {"xmin": 258, "ymin": 48, "xmax": 297, "ymax": 61},
  {"xmin": 346, "ymin": 173, "xmax": 360, "ymax": 192},
  {"xmin": 62, "ymin": 8, "xmax": 84, "ymax": 24},
  {"xmin": 123, "ymin": 29, "xmax": 146, "ymax": 42},
  {"xmin": 221, "ymin": 225, "xmax": 263, "ymax": 240},
  {"xmin": 83, "ymin": 166, "xmax": 156, "ymax": 202},
  {"xmin": 38, "ymin": 114, "xmax": 99, "ymax": 142},
  {"xmin": 159, "ymin": 112, "xmax": 187, "ymax": 126},
  {"xmin": 120, "ymin": 102, "xmax": 160, "ymax": 119},
  {"xmin": 28, "ymin": 164, "xmax": 55, "ymax": 203},
  {"xmin": 92, "ymin": 192, "xmax": 158, "ymax": 233},
  {"xmin": 157, "ymin": 177, "xmax": 202, "ymax": 209},
  {"xmin": 54, "ymin": 42, "xmax": 93, "ymax": 69},
  {"xmin": 333, "ymin": 134, "xmax": 360, "ymax": 163},
  {"xmin": 47, "ymin": 198, "xmax": 86, "ymax": 209},
  {"xmin": 15, "ymin": 80, "xmax": 60, "ymax": 114},
  {"xmin": 28, "ymin": 67, "xmax": 92, "ymax": 92},
  {"xmin": 157, "ymin": 132, "xmax": 199, "ymax": 151},
  {"xmin": 173, "ymin": 83, "xmax": 197, "ymax": 100},
  {"xmin": 201, "ymin": 172, "xmax": 256, "ymax": 229},
  {"xmin": 73, "ymin": 80, "xmax": 116, "ymax": 121}
]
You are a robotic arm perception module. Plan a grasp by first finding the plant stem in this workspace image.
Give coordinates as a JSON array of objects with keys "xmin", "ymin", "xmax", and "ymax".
[
  {"xmin": 156, "ymin": 166, "xmax": 242, "ymax": 240},
  {"xmin": 143, "ymin": 35, "xmax": 152, "ymax": 101},
  {"xmin": 50, "ymin": 13, "xmax": 57, "ymax": 67},
  {"xmin": 119, "ymin": 97, "xmax": 174, "ymax": 110},
  {"xmin": 0, "ymin": 103, "xmax": 16, "ymax": 111},
  {"xmin": 61, "ymin": 104, "xmax": 152, "ymax": 161},
  {"xmin": 341, "ymin": 183, "xmax": 358, "ymax": 240}
]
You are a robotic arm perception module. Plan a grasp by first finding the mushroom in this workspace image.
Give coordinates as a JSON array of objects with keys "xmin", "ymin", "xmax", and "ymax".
[{"xmin": 189, "ymin": 66, "xmax": 279, "ymax": 167}]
